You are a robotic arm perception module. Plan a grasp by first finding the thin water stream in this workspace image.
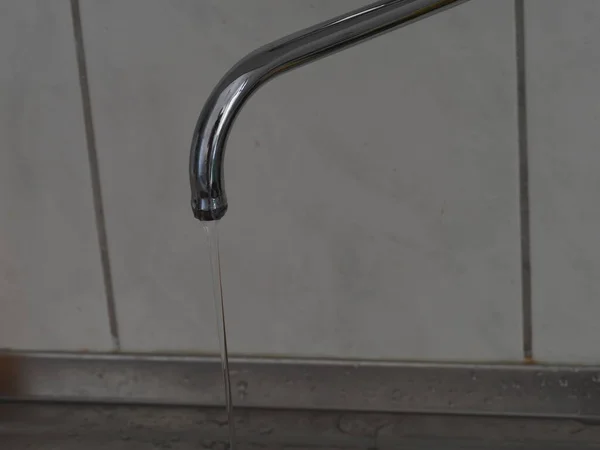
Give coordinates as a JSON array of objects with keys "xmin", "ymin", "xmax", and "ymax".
[{"xmin": 203, "ymin": 221, "xmax": 236, "ymax": 449}]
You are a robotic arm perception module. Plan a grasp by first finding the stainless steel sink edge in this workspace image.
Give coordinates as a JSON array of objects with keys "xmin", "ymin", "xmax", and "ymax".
[{"xmin": 2, "ymin": 351, "xmax": 600, "ymax": 419}]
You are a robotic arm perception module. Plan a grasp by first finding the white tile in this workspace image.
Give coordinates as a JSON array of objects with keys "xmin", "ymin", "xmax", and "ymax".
[
  {"xmin": 527, "ymin": 0, "xmax": 600, "ymax": 363},
  {"xmin": 0, "ymin": 0, "xmax": 112, "ymax": 350},
  {"xmin": 82, "ymin": 0, "xmax": 522, "ymax": 360}
]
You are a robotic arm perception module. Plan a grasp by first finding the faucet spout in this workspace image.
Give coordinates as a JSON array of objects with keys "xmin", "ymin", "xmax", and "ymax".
[{"xmin": 190, "ymin": 0, "xmax": 470, "ymax": 221}]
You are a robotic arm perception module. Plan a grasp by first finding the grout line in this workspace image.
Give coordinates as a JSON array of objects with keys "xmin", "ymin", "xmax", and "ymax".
[
  {"xmin": 70, "ymin": 0, "xmax": 120, "ymax": 351},
  {"xmin": 515, "ymin": 0, "xmax": 532, "ymax": 361}
]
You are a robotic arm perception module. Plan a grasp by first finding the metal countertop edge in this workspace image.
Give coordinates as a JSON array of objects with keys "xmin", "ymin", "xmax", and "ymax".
[{"xmin": 1, "ymin": 351, "xmax": 599, "ymax": 419}]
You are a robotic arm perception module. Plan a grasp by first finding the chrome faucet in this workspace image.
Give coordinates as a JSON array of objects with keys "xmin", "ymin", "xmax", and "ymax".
[{"xmin": 190, "ymin": 0, "xmax": 469, "ymax": 221}]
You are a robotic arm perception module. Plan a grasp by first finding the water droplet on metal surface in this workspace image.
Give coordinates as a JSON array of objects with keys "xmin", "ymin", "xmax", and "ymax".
[
  {"xmin": 259, "ymin": 426, "xmax": 273, "ymax": 435},
  {"xmin": 236, "ymin": 380, "xmax": 248, "ymax": 400},
  {"xmin": 391, "ymin": 389, "xmax": 405, "ymax": 402}
]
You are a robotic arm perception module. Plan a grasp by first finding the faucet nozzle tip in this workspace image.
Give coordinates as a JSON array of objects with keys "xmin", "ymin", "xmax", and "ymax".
[{"xmin": 192, "ymin": 196, "xmax": 228, "ymax": 221}]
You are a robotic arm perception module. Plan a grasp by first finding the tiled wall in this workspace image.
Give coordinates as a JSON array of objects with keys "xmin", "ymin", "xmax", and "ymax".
[
  {"xmin": 0, "ymin": 0, "xmax": 112, "ymax": 351},
  {"xmin": 526, "ymin": 0, "xmax": 600, "ymax": 364},
  {"xmin": 0, "ymin": 0, "xmax": 595, "ymax": 364}
]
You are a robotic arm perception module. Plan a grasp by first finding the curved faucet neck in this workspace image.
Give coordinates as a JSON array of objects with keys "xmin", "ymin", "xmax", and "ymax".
[{"xmin": 189, "ymin": 0, "xmax": 470, "ymax": 221}]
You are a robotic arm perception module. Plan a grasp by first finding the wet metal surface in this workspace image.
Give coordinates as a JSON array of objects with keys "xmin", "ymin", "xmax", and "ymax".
[
  {"xmin": 2, "ymin": 403, "xmax": 600, "ymax": 449},
  {"xmin": 2, "ymin": 352, "xmax": 600, "ymax": 419}
]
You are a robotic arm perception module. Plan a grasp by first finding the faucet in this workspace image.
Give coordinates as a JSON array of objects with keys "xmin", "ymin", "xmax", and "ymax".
[{"xmin": 190, "ymin": 0, "xmax": 470, "ymax": 221}]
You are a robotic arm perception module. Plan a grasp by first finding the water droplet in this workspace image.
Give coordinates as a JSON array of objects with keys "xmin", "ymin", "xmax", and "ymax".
[
  {"xmin": 512, "ymin": 382, "xmax": 521, "ymax": 390},
  {"xmin": 391, "ymin": 389, "xmax": 405, "ymax": 402},
  {"xmin": 259, "ymin": 426, "xmax": 273, "ymax": 435},
  {"xmin": 470, "ymin": 371, "xmax": 478, "ymax": 381},
  {"xmin": 237, "ymin": 380, "xmax": 248, "ymax": 399},
  {"xmin": 592, "ymin": 374, "xmax": 600, "ymax": 384},
  {"xmin": 559, "ymin": 378, "xmax": 569, "ymax": 388}
]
